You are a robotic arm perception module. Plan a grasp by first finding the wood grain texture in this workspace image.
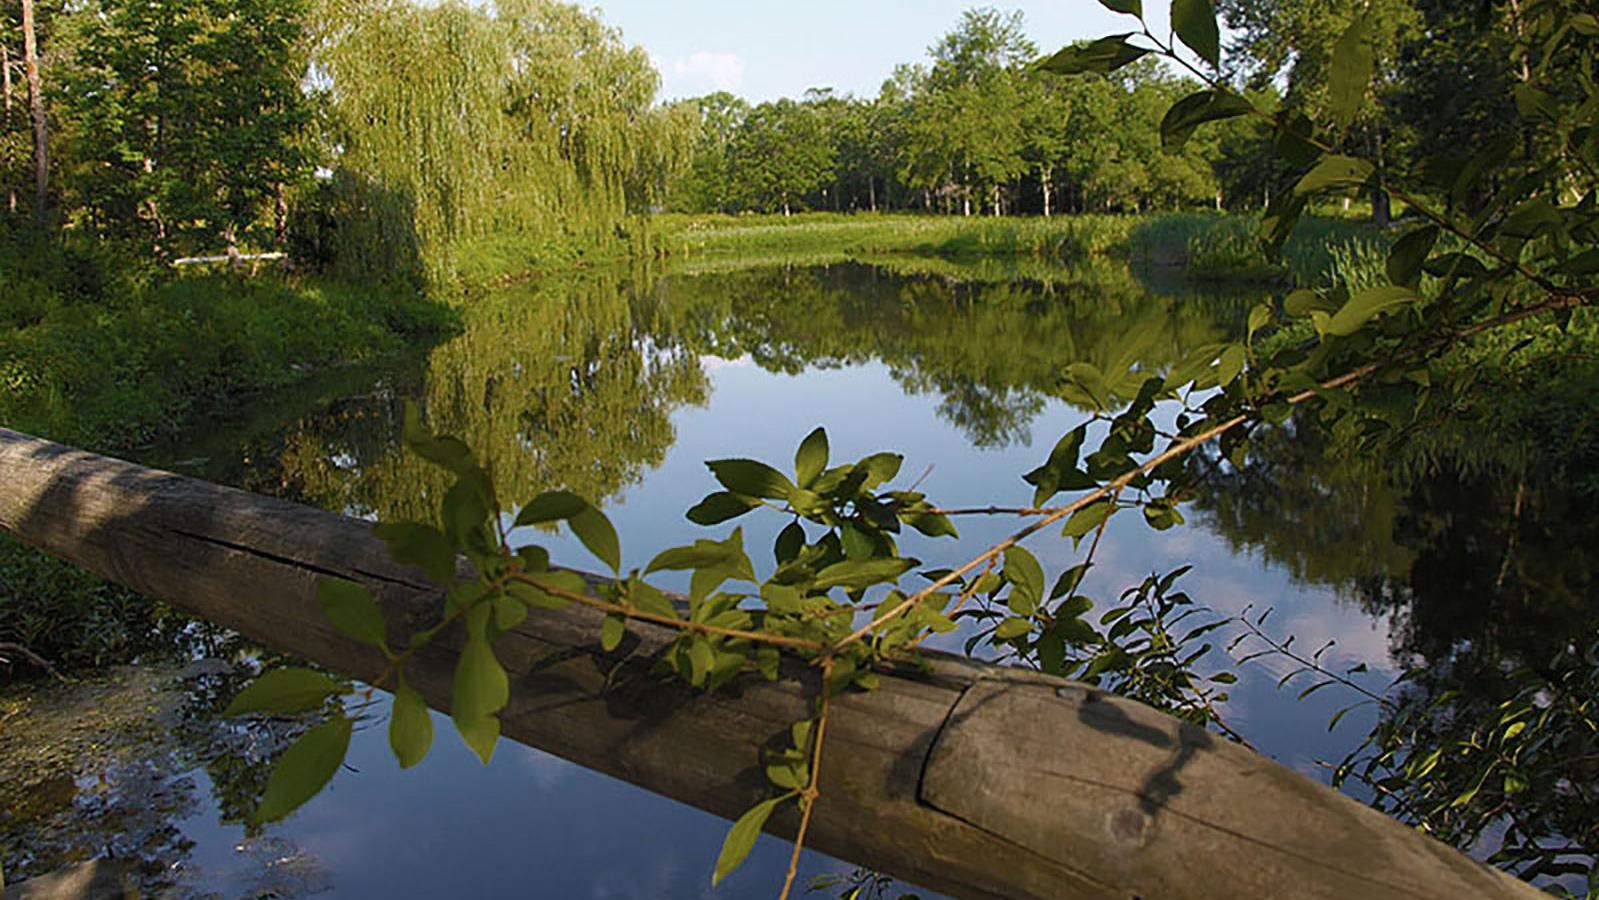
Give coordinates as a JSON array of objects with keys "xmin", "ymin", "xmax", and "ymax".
[{"xmin": 0, "ymin": 428, "xmax": 1543, "ymax": 900}]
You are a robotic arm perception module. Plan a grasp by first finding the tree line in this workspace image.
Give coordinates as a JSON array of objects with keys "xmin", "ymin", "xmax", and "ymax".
[{"xmin": 665, "ymin": 2, "xmax": 1531, "ymax": 225}]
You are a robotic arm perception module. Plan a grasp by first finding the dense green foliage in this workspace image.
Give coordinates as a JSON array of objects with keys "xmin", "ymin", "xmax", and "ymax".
[
  {"xmin": 56, "ymin": 0, "xmax": 312, "ymax": 253},
  {"xmin": 2, "ymin": 0, "xmax": 692, "ymax": 284},
  {"xmin": 308, "ymin": 0, "xmax": 692, "ymax": 284},
  {"xmin": 668, "ymin": 10, "xmax": 1263, "ymax": 217},
  {"xmin": 0, "ymin": 229, "xmax": 451, "ymax": 450}
]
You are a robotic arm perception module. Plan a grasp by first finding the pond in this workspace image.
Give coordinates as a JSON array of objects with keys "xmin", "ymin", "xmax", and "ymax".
[{"xmin": 4, "ymin": 255, "xmax": 1593, "ymax": 897}]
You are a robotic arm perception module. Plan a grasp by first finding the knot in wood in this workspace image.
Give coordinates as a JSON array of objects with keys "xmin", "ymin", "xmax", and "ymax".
[{"xmin": 1108, "ymin": 806, "xmax": 1152, "ymax": 848}]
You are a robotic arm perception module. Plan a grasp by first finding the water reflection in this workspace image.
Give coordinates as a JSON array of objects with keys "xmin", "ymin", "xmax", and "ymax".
[
  {"xmin": 207, "ymin": 258, "xmax": 1254, "ymax": 510},
  {"xmin": 11, "ymin": 256, "xmax": 1593, "ymax": 894},
  {"xmin": 1192, "ymin": 402, "xmax": 1599, "ymax": 884},
  {"xmin": 0, "ymin": 657, "xmax": 333, "ymax": 897}
]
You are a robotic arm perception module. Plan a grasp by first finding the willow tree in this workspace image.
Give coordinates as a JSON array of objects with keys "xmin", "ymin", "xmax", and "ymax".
[{"xmin": 314, "ymin": 0, "xmax": 692, "ymax": 284}]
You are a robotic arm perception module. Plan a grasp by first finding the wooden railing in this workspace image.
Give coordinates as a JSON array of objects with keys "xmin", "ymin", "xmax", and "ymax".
[{"xmin": 0, "ymin": 427, "xmax": 1543, "ymax": 900}]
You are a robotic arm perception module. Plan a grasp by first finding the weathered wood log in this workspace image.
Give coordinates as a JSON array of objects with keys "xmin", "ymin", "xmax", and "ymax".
[{"xmin": 0, "ymin": 428, "xmax": 1543, "ymax": 900}]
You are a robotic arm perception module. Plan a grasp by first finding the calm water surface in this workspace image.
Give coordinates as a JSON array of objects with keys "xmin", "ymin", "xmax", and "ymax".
[{"xmin": 6, "ymin": 256, "xmax": 1586, "ymax": 896}]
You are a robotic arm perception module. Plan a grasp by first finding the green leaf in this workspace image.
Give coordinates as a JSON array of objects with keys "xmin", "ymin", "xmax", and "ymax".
[
  {"xmin": 224, "ymin": 668, "xmax": 342, "ymax": 717},
  {"xmin": 1050, "ymin": 563, "xmax": 1092, "ymax": 600},
  {"xmin": 766, "ymin": 756, "xmax": 807, "ymax": 790},
  {"xmin": 1284, "ymin": 289, "xmax": 1333, "ymax": 318},
  {"xmin": 453, "ymin": 713, "xmax": 500, "ymax": 766},
  {"xmin": 569, "ymin": 505, "xmax": 621, "ymax": 571},
  {"xmin": 840, "ymin": 521, "xmax": 876, "ymax": 561},
  {"xmin": 1003, "ymin": 546, "xmax": 1045, "ymax": 614},
  {"xmin": 317, "ymin": 579, "xmax": 387, "ymax": 649},
  {"xmin": 713, "ymin": 796, "xmax": 785, "ymax": 886},
  {"xmin": 1160, "ymin": 90, "xmax": 1253, "ymax": 153},
  {"xmin": 1171, "ymin": 0, "xmax": 1220, "ymax": 67},
  {"xmin": 507, "ymin": 578, "xmax": 572, "ymax": 611},
  {"xmin": 1143, "ymin": 501, "xmax": 1185, "ymax": 531},
  {"xmin": 1037, "ymin": 34, "xmax": 1151, "ymax": 76},
  {"xmin": 1099, "ymin": 0, "xmax": 1141, "ymax": 14},
  {"xmin": 1513, "ymin": 83, "xmax": 1560, "ymax": 123},
  {"xmin": 1023, "ymin": 425, "xmax": 1093, "ymax": 506},
  {"xmin": 1217, "ymin": 343, "xmax": 1247, "ymax": 385},
  {"xmin": 1500, "ymin": 198, "xmax": 1563, "ymax": 240},
  {"xmin": 1554, "ymin": 249, "xmax": 1599, "ymax": 276},
  {"xmin": 493, "ymin": 592, "xmax": 528, "ymax": 631},
  {"xmin": 774, "ymin": 521, "xmax": 805, "ymax": 564},
  {"xmin": 601, "ymin": 613, "xmax": 626, "ymax": 652},
  {"xmin": 1294, "ymin": 155, "xmax": 1375, "ymax": 198},
  {"xmin": 813, "ymin": 558, "xmax": 914, "ymax": 592},
  {"xmin": 1261, "ymin": 191, "xmax": 1307, "ymax": 256},
  {"xmin": 515, "ymin": 490, "xmax": 589, "ymax": 527},
  {"xmin": 647, "ymin": 539, "xmax": 739, "ymax": 574},
  {"xmin": 687, "ymin": 491, "xmax": 761, "ymax": 525},
  {"xmin": 1247, "ymin": 303, "xmax": 1272, "ymax": 342},
  {"xmin": 390, "ymin": 680, "xmax": 433, "ymax": 769},
  {"xmin": 628, "ymin": 579, "xmax": 681, "ymax": 620},
  {"xmin": 1322, "ymin": 285, "xmax": 1419, "ymax": 337},
  {"xmin": 453, "ymin": 634, "xmax": 508, "ymax": 763},
  {"xmin": 994, "ymin": 617, "xmax": 1033, "ymax": 640},
  {"xmin": 688, "ymin": 638, "xmax": 715, "ymax": 687},
  {"xmin": 442, "ymin": 470, "xmax": 494, "ymax": 553},
  {"xmin": 794, "ymin": 427, "xmax": 829, "ymax": 487},
  {"xmin": 372, "ymin": 523, "xmax": 456, "ymax": 585},
  {"xmin": 1326, "ymin": 16, "xmax": 1373, "ymax": 130},
  {"xmin": 903, "ymin": 510, "xmax": 958, "ymax": 539},
  {"xmin": 707, "ymin": 459, "xmax": 795, "ymax": 500},
  {"xmin": 254, "ymin": 716, "xmax": 353, "ymax": 824},
  {"xmin": 1062, "ymin": 500, "xmax": 1114, "ymax": 547},
  {"xmin": 1387, "ymin": 226, "xmax": 1440, "ymax": 290},
  {"xmin": 859, "ymin": 453, "xmax": 904, "ymax": 489}
]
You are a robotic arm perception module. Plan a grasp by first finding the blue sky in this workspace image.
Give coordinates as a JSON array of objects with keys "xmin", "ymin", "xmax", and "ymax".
[{"xmin": 592, "ymin": 1, "xmax": 1176, "ymax": 102}]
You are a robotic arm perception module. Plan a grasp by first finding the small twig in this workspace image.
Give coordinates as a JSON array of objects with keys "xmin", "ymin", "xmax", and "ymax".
[
  {"xmin": 0, "ymin": 641, "xmax": 69, "ymax": 682},
  {"xmin": 779, "ymin": 659, "xmax": 833, "ymax": 900},
  {"xmin": 512, "ymin": 573, "xmax": 828, "ymax": 653}
]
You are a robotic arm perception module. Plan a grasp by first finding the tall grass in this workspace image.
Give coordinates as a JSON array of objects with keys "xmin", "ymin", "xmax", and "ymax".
[
  {"xmin": 652, "ymin": 212, "xmax": 1142, "ymax": 261},
  {"xmin": 655, "ymin": 211, "xmax": 1381, "ymax": 288}
]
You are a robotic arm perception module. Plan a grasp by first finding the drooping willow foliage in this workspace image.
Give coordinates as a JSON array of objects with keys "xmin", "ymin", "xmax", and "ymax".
[{"xmin": 309, "ymin": 0, "xmax": 694, "ymax": 285}]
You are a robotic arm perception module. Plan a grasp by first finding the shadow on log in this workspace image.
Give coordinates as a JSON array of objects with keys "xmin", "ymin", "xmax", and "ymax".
[{"xmin": 0, "ymin": 427, "xmax": 1543, "ymax": 900}]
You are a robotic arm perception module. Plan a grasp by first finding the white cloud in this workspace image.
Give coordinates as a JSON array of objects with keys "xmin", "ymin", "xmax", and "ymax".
[{"xmin": 672, "ymin": 51, "xmax": 745, "ymax": 93}]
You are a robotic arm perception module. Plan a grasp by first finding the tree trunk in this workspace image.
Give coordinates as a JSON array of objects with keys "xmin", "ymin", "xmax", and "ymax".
[
  {"xmin": 962, "ymin": 186, "xmax": 971, "ymax": 217},
  {"xmin": 224, "ymin": 221, "xmax": 241, "ymax": 271},
  {"xmin": 1041, "ymin": 169, "xmax": 1052, "ymax": 218},
  {"xmin": 1372, "ymin": 127, "xmax": 1392, "ymax": 228},
  {"xmin": 868, "ymin": 176, "xmax": 877, "ymax": 213},
  {"xmin": 3, "ymin": 40, "xmax": 15, "ymax": 214},
  {"xmin": 991, "ymin": 184, "xmax": 1001, "ymax": 217},
  {"xmin": 275, "ymin": 183, "xmax": 289, "ymax": 248},
  {"xmin": 21, "ymin": 0, "xmax": 48, "ymax": 226}
]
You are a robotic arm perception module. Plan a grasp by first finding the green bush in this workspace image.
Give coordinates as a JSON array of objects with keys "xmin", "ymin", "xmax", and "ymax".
[{"xmin": 0, "ymin": 241, "xmax": 455, "ymax": 450}]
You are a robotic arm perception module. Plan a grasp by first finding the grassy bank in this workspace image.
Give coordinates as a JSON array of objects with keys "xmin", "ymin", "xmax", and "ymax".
[
  {"xmin": 1, "ymin": 234, "xmax": 456, "ymax": 451},
  {"xmin": 652, "ymin": 211, "xmax": 1379, "ymax": 287}
]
